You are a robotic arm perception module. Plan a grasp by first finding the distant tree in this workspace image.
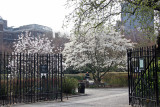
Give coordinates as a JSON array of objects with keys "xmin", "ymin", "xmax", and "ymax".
[
  {"xmin": 9, "ymin": 32, "xmax": 54, "ymax": 78},
  {"xmin": 62, "ymin": 27, "xmax": 134, "ymax": 84},
  {"xmin": 13, "ymin": 32, "xmax": 54, "ymax": 54},
  {"xmin": 124, "ymin": 29, "xmax": 156, "ymax": 47},
  {"xmin": 53, "ymin": 32, "xmax": 70, "ymax": 54},
  {"xmin": 65, "ymin": 0, "xmax": 159, "ymax": 32},
  {"xmin": 64, "ymin": 0, "xmax": 159, "ymax": 46}
]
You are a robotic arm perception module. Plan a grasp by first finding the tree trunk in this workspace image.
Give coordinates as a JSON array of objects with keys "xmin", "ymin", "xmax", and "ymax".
[
  {"xmin": 94, "ymin": 77, "xmax": 102, "ymax": 87},
  {"xmin": 94, "ymin": 80, "xmax": 101, "ymax": 84}
]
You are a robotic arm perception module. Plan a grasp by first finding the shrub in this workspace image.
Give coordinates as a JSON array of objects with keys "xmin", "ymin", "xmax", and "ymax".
[
  {"xmin": 0, "ymin": 81, "xmax": 8, "ymax": 100},
  {"xmin": 65, "ymin": 74, "xmax": 85, "ymax": 81},
  {"xmin": 64, "ymin": 66, "xmax": 80, "ymax": 74},
  {"xmin": 102, "ymin": 72, "xmax": 128, "ymax": 87},
  {"xmin": 62, "ymin": 77, "xmax": 78, "ymax": 94}
]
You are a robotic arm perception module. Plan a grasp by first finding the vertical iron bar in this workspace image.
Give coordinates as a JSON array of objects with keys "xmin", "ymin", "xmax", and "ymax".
[
  {"xmin": 0, "ymin": 52, "xmax": 2, "ymax": 105},
  {"xmin": 130, "ymin": 49, "xmax": 133, "ymax": 104},
  {"xmin": 48, "ymin": 54, "xmax": 51, "ymax": 100},
  {"xmin": 47, "ymin": 54, "xmax": 49, "ymax": 100},
  {"xmin": 147, "ymin": 47, "xmax": 150, "ymax": 99},
  {"xmin": 6, "ymin": 53, "xmax": 9, "ymax": 105},
  {"xmin": 152, "ymin": 46, "xmax": 155, "ymax": 100},
  {"xmin": 34, "ymin": 54, "xmax": 36, "ymax": 102},
  {"xmin": 52, "ymin": 55, "xmax": 54, "ymax": 100},
  {"xmin": 48, "ymin": 54, "xmax": 50, "ymax": 100},
  {"xmin": 26, "ymin": 54, "xmax": 28, "ymax": 102},
  {"xmin": 22, "ymin": 53, "xmax": 25, "ymax": 102},
  {"xmin": 58, "ymin": 54, "xmax": 60, "ymax": 99},
  {"xmin": 37, "ymin": 53, "xmax": 39, "ymax": 102},
  {"xmin": 133, "ymin": 49, "xmax": 135, "ymax": 98},
  {"xmin": 10, "ymin": 53, "xmax": 12, "ymax": 104},
  {"xmin": 144, "ymin": 47, "xmax": 146, "ymax": 99},
  {"xmin": 40, "ymin": 55, "xmax": 42, "ymax": 100},
  {"xmin": 20, "ymin": 53, "xmax": 22, "ymax": 103},
  {"xmin": 3, "ymin": 52, "xmax": 5, "ymax": 105},
  {"xmin": 150, "ymin": 46, "xmax": 153, "ymax": 100},
  {"xmin": 60, "ymin": 54, "xmax": 63, "ymax": 101},
  {"xmin": 155, "ymin": 45, "xmax": 159, "ymax": 106},
  {"xmin": 135, "ymin": 49, "xmax": 137, "ymax": 98},
  {"xmin": 127, "ymin": 49, "xmax": 130, "ymax": 104},
  {"xmin": 137, "ymin": 48, "xmax": 140, "ymax": 99},
  {"xmin": 140, "ymin": 47, "xmax": 143, "ymax": 101},
  {"xmin": 55, "ymin": 54, "xmax": 57, "ymax": 100},
  {"xmin": 27, "ymin": 54, "xmax": 32, "ymax": 102},
  {"xmin": 136, "ymin": 48, "xmax": 139, "ymax": 102},
  {"xmin": 13, "ymin": 52, "xmax": 15, "ymax": 104},
  {"xmin": 15, "ymin": 53, "xmax": 18, "ymax": 103},
  {"xmin": 31, "ymin": 54, "xmax": 33, "ymax": 103},
  {"xmin": 142, "ymin": 47, "xmax": 144, "ymax": 101},
  {"xmin": 148, "ymin": 46, "xmax": 151, "ymax": 100}
]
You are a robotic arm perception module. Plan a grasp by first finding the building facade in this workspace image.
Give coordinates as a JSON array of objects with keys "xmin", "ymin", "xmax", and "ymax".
[
  {"xmin": 0, "ymin": 17, "xmax": 53, "ymax": 52},
  {"xmin": 118, "ymin": 2, "xmax": 155, "ymax": 45}
]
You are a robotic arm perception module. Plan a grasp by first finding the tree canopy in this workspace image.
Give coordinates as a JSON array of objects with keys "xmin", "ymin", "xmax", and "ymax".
[
  {"xmin": 62, "ymin": 27, "xmax": 134, "ymax": 83},
  {"xmin": 64, "ymin": 0, "xmax": 160, "ymax": 35},
  {"xmin": 13, "ymin": 32, "xmax": 54, "ymax": 54}
]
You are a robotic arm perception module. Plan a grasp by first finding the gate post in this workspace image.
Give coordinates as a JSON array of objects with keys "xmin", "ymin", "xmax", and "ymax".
[
  {"xmin": 155, "ymin": 45, "xmax": 159, "ymax": 106},
  {"xmin": 127, "ymin": 49, "xmax": 131, "ymax": 105}
]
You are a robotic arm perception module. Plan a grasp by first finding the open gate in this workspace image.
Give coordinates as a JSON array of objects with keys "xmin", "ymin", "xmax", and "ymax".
[
  {"xmin": 0, "ymin": 52, "xmax": 63, "ymax": 106},
  {"xmin": 127, "ymin": 45, "xmax": 159, "ymax": 106}
]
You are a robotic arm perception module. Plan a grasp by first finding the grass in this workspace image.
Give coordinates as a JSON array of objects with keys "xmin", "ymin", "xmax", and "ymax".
[
  {"xmin": 64, "ymin": 74, "xmax": 86, "ymax": 81},
  {"xmin": 102, "ymin": 72, "xmax": 128, "ymax": 87}
]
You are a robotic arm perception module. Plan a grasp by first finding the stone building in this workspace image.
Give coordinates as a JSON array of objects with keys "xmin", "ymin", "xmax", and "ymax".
[
  {"xmin": 114, "ymin": 3, "xmax": 155, "ymax": 46},
  {"xmin": 0, "ymin": 17, "xmax": 53, "ymax": 52}
]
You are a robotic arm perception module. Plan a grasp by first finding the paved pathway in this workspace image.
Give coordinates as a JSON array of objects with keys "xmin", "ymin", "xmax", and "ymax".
[{"xmin": 11, "ymin": 88, "xmax": 131, "ymax": 107}]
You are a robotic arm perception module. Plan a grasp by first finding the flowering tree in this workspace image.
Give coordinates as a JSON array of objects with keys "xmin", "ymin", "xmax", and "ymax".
[
  {"xmin": 64, "ymin": 0, "xmax": 158, "ymax": 48},
  {"xmin": 63, "ymin": 27, "xmax": 134, "ymax": 84},
  {"xmin": 65, "ymin": 0, "xmax": 159, "ymax": 35},
  {"xmin": 13, "ymin": 32, "xmax": 54, "ymax": 54},
  {"xmin": 9, "ymin": 32, "xmax": 54, "ymax": 78}
]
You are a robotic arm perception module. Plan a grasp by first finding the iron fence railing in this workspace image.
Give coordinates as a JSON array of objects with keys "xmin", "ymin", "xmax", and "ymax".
[
  {"xmin": 0, "ymin": 52, "xmax": 63, "ymax": 106},
  {"xmin": 127, "ymin": 45, "xmax": 159, "ymax": 107}
]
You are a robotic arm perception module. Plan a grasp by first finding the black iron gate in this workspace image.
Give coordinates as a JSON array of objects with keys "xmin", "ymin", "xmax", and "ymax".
[
  {"xmin": 127, "ymin": 45, "xmax": 159, "ymax": 106},
  {"xmin": 0, "ymin": 52, "xmax": 63, "ymax": 106}
]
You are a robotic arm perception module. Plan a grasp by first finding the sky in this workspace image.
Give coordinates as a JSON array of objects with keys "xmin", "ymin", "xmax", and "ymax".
[{"xmin": 0, "ymin": 0, "xmax": 72, "ymax": 33}]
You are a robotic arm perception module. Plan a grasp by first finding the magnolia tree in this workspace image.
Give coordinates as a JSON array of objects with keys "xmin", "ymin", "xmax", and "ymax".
[
  {"xmin": 63, "ymin": 27, "xmax": 134, "ymax": 84},
  {"xmin": 9, "ymin": 32, "xmax": 54, "ymax": 78},
  {"xmin": 13, "ymin": 32, "xmax": 53, "ymax": 54},
  {"xmin": 64, "ymin": 0, "xmax": 159, "ymax": 47}
]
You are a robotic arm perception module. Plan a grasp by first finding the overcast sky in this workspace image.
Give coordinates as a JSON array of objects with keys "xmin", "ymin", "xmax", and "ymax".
[{"xmin": 0, "ymin": 0, "xmax": 72, "ymax": 33}]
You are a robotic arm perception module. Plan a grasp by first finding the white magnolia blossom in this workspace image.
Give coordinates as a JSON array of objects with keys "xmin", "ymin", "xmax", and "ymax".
[
  {"xmin": 63, "ymin": 27, "xmax": 134, "ymax": 70},
  {"xmin": 9, "ymin": 32, "xmax": 54, "ymax": 78},
  {"xmin": 13, "ymin": 32, "xmax": 54, "ymax": 54}
]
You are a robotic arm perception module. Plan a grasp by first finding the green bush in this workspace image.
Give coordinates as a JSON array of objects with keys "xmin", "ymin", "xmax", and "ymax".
[
  {"xmin": 141, "ymin": 60, "xmax": 160, "ymax": 100},
  {"xmin": 65, "ymin": 74, "xmax": 85, "ymax": 81},
  {"xmin": 64, "ymin": 66, "xmax": 80, "ymax": 74},
  {"xmin": 102, "ymin": 72, "xmax": 128, "ymax": 87},
  {"xmin": 62, "ymin": 77, "xmax": 78, "ymax": 94},
  {"xmin": 0, "ymin": 81, "xmax": 8, "ymax": 100}
]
